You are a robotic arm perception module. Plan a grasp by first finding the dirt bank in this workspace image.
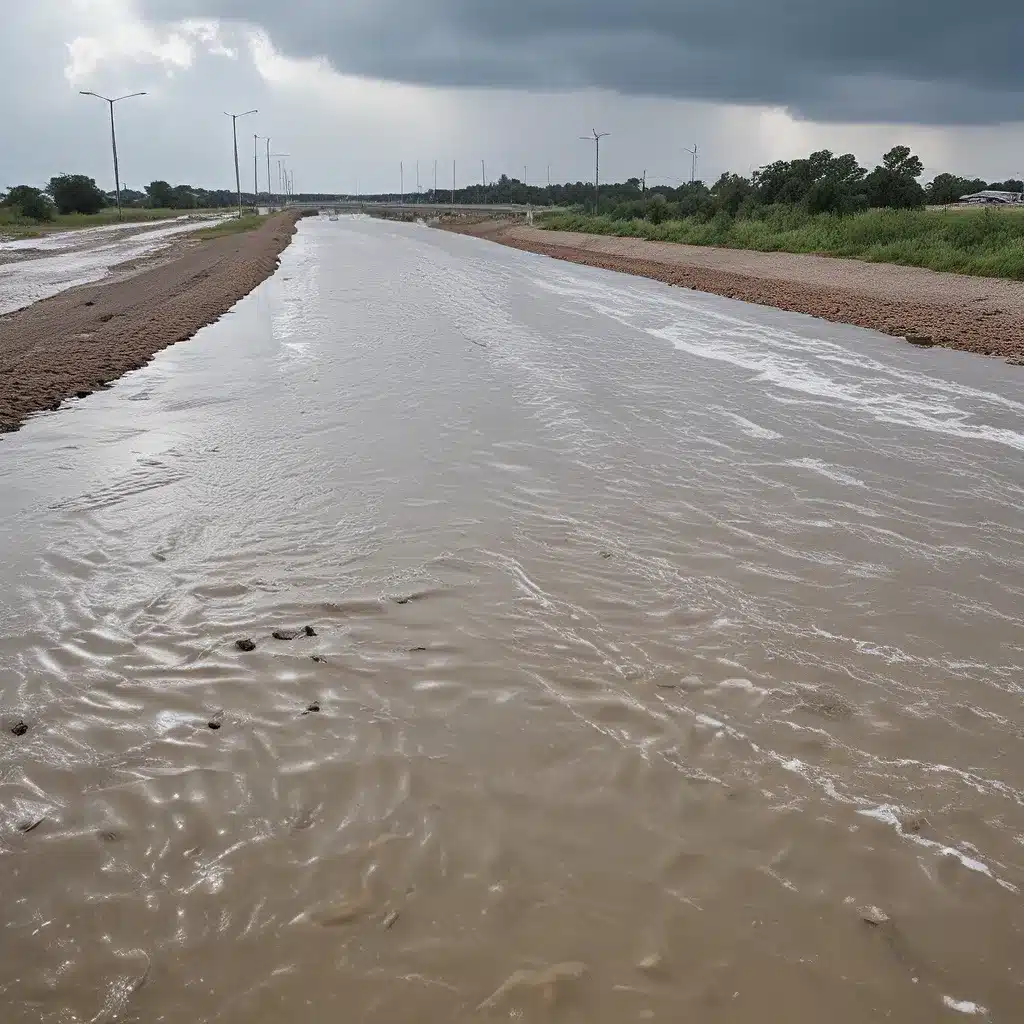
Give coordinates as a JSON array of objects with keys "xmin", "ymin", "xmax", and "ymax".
[
  {"xmin": 0, "ymin": 212, "xmax": 303, "ymax": 434},
  {"xmin": 442, "ymin": 220, "xmax": 1024, "ymax": 363}
]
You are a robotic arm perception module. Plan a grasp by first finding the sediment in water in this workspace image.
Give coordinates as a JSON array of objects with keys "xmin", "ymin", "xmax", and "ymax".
[{"xmin": 438, "ymin": 218, "xmax": 1024, "ymax": 363}]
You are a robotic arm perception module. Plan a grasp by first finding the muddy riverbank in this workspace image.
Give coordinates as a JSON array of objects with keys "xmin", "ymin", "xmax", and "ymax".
[
  {"xmin": 0, "ymin": 212, "xmax": 304, "ymax": 434},
  {"xmin": 440, "ymin": 219, "xmax": 1024, "ymax": 362}
]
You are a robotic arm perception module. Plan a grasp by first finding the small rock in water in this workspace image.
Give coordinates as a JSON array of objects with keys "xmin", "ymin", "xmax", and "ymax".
[
  {"xmin": 860, "ymin": 905, "xmax": 890, "ymax": 926},
  {"xmin": 273, "ymin": 629, "xmax": 299, "ymax": 641},
  {"xmin": 208, "ymin": 720, "xmax": 222, "ymax": 730},
  {"xmin": 408, "ymin": 646, "xmax": 428, "ymax": 653},
  {"xmin": 599, "ymin": 550, "xmax": 613, "ymax": 559},
  {"xmin": 394, "ymin": 597, "xmax": 411, "ymax": 606},
  {"xmin": 11, "ymin": 720, "xmax": 28, "ymax": 737},
  {"xmin": 236, "ymin": 638, "xmax": 256, "ymax": 652},
  {"xmin": 208, "ymin": 710, "xmax": 224, "ymax": 730},
  {"xmin": 303, "ymin": 625, "xmax": 317, "ymax": 637},
  {"xmin": 304, "ymin": 702, "xmax": 321, "ymax": 714},
  {"xmin": 310, "ymin": 655, "xmax": 327, "ymax": 664},
  {"xmin": 905, "ymin": 334, "xmax": 934, "ymax": 347}
]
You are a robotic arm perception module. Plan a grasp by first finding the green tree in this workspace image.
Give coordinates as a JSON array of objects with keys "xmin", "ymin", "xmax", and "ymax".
[
  {"xmin": 711, "ymin": 173, "xmax": 754, "ymax": 217},
  {"xmin": 865, "ymin": 146, "xmax": 925, "ymax": 209},
  {"xmin": 46, "ymin": 174, "xmax": 106, "ymax": 215},
  {"xmin": 0, "ymin": 184, "xmax": 54, "ymax": 221},
  {"xmin": 881, "ymin": 146, "xmax": 923, "ymax": 179},
  {"xmin": 146, "ymin": 180, "xmax": 175, "ymax": 208}
]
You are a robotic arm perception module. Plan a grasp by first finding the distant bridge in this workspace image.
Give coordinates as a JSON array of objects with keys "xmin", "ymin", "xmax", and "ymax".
[{"xmin": 280, "ymin": 200, "xmax": 545, "ymax": 217}]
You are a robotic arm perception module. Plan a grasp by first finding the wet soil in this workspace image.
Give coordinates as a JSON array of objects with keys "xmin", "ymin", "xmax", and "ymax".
[{"xmin": 0, "ymin": 212, "xmax": 304, "ymax": 434}]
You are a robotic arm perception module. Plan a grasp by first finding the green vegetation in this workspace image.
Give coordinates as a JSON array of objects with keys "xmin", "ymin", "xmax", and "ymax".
[
  {"xmin": 537, "ymin": 205, "xmax": 1024, "ymax": 279},
  {"xmin": 526, "ymin": 145, "xmax": 1024, "ymax": 279},
  {"xmin": 190, "ymin": 214, "xmax": 269, "ymax": 240}
]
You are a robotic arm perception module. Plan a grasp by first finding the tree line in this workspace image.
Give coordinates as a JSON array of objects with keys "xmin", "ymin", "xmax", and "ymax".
[
  {"xmin": 3, "ymin": 149, "xmax": 1022, "ymax": 225},
  {"xmin": 0, "ymin": 175, "xmax": 262, "ymax": 222}
]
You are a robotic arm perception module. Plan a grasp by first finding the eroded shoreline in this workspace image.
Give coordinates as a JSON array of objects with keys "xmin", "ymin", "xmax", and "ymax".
[
  {"xmin": 0, "ymin": 212, "xmax": 304, "ymax": 435},
  {"xmin": 441, "ymin": 219, "xmax": 1024, "ymax": 363}
]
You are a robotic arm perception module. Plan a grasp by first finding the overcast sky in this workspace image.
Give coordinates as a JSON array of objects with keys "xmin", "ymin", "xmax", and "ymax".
[{"xmin": 4, "ymin": 0, "xmax": 1024, "ymax": 195}]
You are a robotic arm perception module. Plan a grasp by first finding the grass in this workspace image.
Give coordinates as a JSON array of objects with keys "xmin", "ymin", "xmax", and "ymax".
[
  {"xmin": 536, "ymin": 206, "xmax": 1024, "ymax": 279},
  {"xmin": 0, "ymin": 206, "xmax": 235, "ymax": 239},
  {"xmin": 190, "ymin": 213, "xmax": 269, "ymax": 240}
]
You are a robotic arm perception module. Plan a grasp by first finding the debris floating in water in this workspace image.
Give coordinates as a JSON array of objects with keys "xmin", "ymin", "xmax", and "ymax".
[
  {"xmin": 11, "ymin": 720, "xmax": 28, "ymax": 737},
  {"xmin": 235, "ymin": 638, "xmax": 256, "ymax": 652},
  {"xmin": 273, "ymin": 629, "xmax": 299, "ymax": 641}
]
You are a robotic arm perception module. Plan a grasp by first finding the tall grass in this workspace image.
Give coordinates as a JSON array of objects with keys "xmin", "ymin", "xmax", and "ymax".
[{"xmin": 536, "ymin": 206, "xmax": 1024, "ymax": 279}]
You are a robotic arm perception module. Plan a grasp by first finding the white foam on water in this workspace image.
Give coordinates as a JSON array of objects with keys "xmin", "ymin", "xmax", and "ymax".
[
  {"xmin": 533, "ymin": 267, "xmax": 1024, "ymax": 452},
  {"xmin": 942, "ymin": 995, "xmax": 989, "ymax": 1016}
]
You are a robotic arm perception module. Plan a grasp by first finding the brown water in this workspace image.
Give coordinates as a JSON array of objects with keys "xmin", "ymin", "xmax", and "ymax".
[{"xmin": 1, "ymin": 216, "xmax": 1022, "ymax": 1022}]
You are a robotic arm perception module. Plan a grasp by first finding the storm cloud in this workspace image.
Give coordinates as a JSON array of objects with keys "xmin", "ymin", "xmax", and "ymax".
[{"xmin": 137, "ymin": 0, "xmax": 1024, "ymax": 124}]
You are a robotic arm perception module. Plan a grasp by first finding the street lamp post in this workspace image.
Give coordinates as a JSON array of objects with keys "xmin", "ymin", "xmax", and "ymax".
[
  {"xmin": 270, "ymin": 154, "xmax": 289, "ymax": 205},
  {"xmin": 224, "ymin": 109, "xmax": 258, "ymax": 217},
  {"xmin": 265, "ymin": 138, "xmax": 272, "ymax": 208},
  {"xmin": 79, "ymin": 90, "xmax": 146, "ymax": 221},
  {"xmin": 254, "ymin": 134, "xmax": 262, "ymax": 205}
]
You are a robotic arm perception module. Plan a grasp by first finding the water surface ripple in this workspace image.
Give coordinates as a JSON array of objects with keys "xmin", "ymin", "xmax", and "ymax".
[{"xmin": 1, "ymin": 217, "xmax": 1022, "ymax": 1022}]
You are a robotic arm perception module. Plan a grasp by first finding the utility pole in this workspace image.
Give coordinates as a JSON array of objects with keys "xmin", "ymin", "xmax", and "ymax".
[
  {"xmin": 400, "ymin": 160, "xmax": 404, "ymax": 204},
  {"xmin": 433, "ymin": 159, "xmax": 438, "ymax": 195},
  {"xmin": 271, "ymin": 152, "xmax": 289, "ymax": 205},
  {"xmin": 547, "ymin": 164, "xmax": 551, "ymax": 187},
  {"xmin": 481, "ymin": 159, "xmax": 485, "ymax": 187},
  {"xmin": 524, "ymin": 164, "xmax": 528, "ymax": 188},
  {"xmin": 253, "ymin": 134, "xmax": 261, "ymax": 203},
  {"xmin": 642, "ymin": 169, "xmax": 647, "ymax": 193},
  {"xmin": 225, "ymin": 109, "xmax": 258, "ymax": 216},
  {"xmin": 79, "ymin": 90, "xmax": 146, "ymax": 220},
  {"xmin": 265, "ymin": 138, "xmax": 272, "ymax": 207},
  {"xmin": 452, "ymin": 160, "xmax": 456, "ymax": 206},
  {"xmin": 685, "ymin": 143, "xmax": 698, "ymax": 184},
  {"xmin": 579, "ymin": 129, "xmax": 609, "ymax": 209},
  {"xmin": 416, "ymin": 160, "xmax": 420, "ymax": 191}
]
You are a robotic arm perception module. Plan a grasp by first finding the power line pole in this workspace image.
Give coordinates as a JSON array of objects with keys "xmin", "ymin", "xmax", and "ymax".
[
  {"xmin": 481, "ymin": 159, "xmax": 485, "ymax": 187},
  {"xmin": 271, "ymin": 152, "xmax": 289, "ymax": 205},
  {"xmin": 416, "ymin": 159, "xmax": 420, "ymax": 191},
  {"xmin": 452, "ymin": 160, "xmax": 456, "ymax": 205},
  {"xmin": 642, "ymin": 169, "xmax": 647, "ymax": 193},
  {"xmin": 685, "ymin": 143, "xmax": 698, "ymax": 184},
  {"xmin": 254, "ymin": 134, "xmax": 261, "ymax": 202},
  {"xmin": 547, "ymin": 164, "xmax": 551, "ymax": 187},
  {"xmin": 265, "ymin": 138, "xmax": 272, "ymax": 207},
  {"xmin": 433, "ymin": 159, "xmax": 437, "ymax": 195},
  {"xmin": 400, "ymin": 161, "xmax": 404, "ymax": 204},
  {"xmin": 225, "ymin": 109, "xmax": 258, "ymax": 216},
  {"xmin": 579, "ymin": 129, "xmax": 609, "ymax": 209},
  {"xmin": 79, "ymin": 90, "xmax": 147, "ymax": 220}
]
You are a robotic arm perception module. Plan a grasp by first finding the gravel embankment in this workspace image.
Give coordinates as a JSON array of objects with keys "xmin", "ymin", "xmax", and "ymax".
[
  {"xmin": 0, "ymin": 212, "xmax": 303, "ymax": 434},
  {"xmin": 444, "ymin": 220, "xmax": 1024, "ymax": 363}
]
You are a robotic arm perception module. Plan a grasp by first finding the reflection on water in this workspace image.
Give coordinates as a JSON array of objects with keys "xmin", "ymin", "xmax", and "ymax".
[{"xmin": 1, "ymin": 217, "xmax": 1022, "ymax": 1022}]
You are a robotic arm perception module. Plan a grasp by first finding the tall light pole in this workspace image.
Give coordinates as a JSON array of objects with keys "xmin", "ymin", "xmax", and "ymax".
[
  {"xmin": 253, "ymin": 134, "xmax": 262, "ymax": 203},
  {"xmin": 400, "ymin": 161, "xmax": 404, "ymax": 204},
  {"xmin": 433, "ymin": 159, "xmax": 438, "ymax": 196},
  {"xmin": 579, "ymin": 129, "xmax": 609, "ymax": 209},
  {"xmin": 265, "ymin": 138, "xmax": 272, "ymax": 208},
  {"xmin": 79, "ymin": 90, "xmax": 146, "ymax": 221},
  {"xmin": 271, "ymin": 153, "xmax": 289, "ymax": 204},
  {"xmin": 685, "ymin": 143, "xmax": 698, "ymax": 184},
  {"xmin": 224, "ymin": 109, "xmax": 258, "ymax": 217}
]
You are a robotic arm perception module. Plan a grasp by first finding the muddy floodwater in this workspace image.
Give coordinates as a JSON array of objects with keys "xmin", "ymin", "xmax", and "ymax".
[{"xmin": 1, "ymin": 216, "xmax": 1022, "ymax": 1023}]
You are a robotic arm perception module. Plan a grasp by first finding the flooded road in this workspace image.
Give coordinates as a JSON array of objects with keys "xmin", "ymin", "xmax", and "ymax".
[
  {"xmin": 0, "ymin": 216, "xmax": 228, "ymax": 315},
  {"xmin": 1, "ymin": 216, "xmax": 1022, "ymax": 1022}
]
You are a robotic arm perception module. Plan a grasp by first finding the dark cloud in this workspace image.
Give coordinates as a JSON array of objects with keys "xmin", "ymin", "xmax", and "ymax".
[{"xmin": 139, "ymin": 0, "xmax": 1024, "ymax": 123}]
